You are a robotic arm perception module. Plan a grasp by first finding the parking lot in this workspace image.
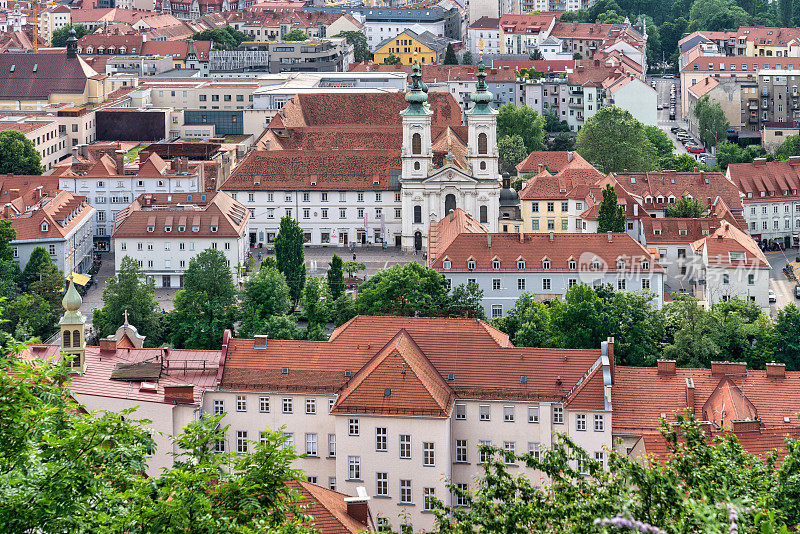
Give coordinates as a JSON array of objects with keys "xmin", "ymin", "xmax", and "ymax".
[{"xmin": 650, "ymin": 76, "xmax": 712, "ymax": 163}]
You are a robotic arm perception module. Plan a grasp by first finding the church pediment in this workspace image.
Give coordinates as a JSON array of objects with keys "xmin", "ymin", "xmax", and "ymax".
[{"xmin": 422, "ymin": 166, "xmax": 478, "ymax": 184}]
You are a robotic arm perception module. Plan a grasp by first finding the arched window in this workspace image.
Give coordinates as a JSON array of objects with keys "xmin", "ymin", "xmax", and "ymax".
[
  {"xmin": 413, "ymin": 205, "xmax": 422, "ymax": 224},
  {"xmin": 73, "ymin": 330, "xmax": 80, "ymax": 347},
  {"xmin": 412, "ymin": 133, "xmax": 422, "ymax": 155},
  {"xmin": 479, "ymin": 205, "xmax": 488, "ymax": 223},
  {"xmin": 414, "ymin": 161, "xmax": 420, "ymax": 171},
  {"xmin": 478, "ymin": 132, "xmax": 488, "ymax": 154},
  {"xmin": 63, "ymin": 330, "xmax": 71, "ymax": 348},
  {"xmin": 480, "ymin": 161, "xmax": 486, "ymax": 171},
  {"xmin": 445, "ymin": 194, "xmax": 456, "ymax": 215}
]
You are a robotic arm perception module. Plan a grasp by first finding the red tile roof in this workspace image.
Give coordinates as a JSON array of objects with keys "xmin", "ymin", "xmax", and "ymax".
[
  {"xmin": 289, "ymin": 481, "xmax": 373, "ymax": 534},
  {"xmin": 142, "ymin": 39, "xmax": 212, "ymax": 60},
  {"xmin": 220, "ymin": 316, "xmax": 605, "ymax": 405},
  {"xmin": 0, "ymin": 53, "xmax": 95, "ymax": 100},
  {"xmin": 1, "ymin": 183, "xmax": 94, "ymax": 241},
  {"xmin": 491, "ymin": 59, "xmax": 576, "ymax": 72},
  {"xmin": 550, "ymin": 21, "xmax": 615, "ymax": 41},
  {"xmin": 499, "ymin": 13, "xmax": 557, "ymax": 35},
  {"xmin": 77, "ymin": 34, "xmax": 145, "ymax": 53},
  {"xmin": 611, "ymin": 171, "xmax": 744, "ymax": 215},
  {"xmin": 681, "ymin": 55, "xmax": 800, "ymax": 72},
  {"xmin": 220, "ymin": 149, "xmax": 401, "ymax": 192},
  {"xmin": 113, "ymin": 191, "xmax": 249, "ymax": 239},
  {"xmin": 692, "ymin": 221, "xmax": 770, "ymax": 269},
  {"xmin": 428, "ymin": 208, "xmax": 487, "ymax": 264},
  {"xmin": 468, "ymin": 16, "xmax": 499, "ymax": 30},
  {"xmin": 727, "ymin": 159, "xmax": 800, "ymax": 202},
  {"xmin": 516, "ymin": 150, "xmax": 593, "ymax": 175},
  {"xmin": 518, "ymin": 167, "xmax": 605, "ymax": 200}
]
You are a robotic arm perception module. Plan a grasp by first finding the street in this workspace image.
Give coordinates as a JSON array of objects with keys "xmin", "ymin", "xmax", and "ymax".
[
  {"xmin": 648, "ymin": 75, "xmax": 706, "ymax": 160},
  {"xmin": 766, "ymin": 250, "xmax": 800, "ymax": 313}
]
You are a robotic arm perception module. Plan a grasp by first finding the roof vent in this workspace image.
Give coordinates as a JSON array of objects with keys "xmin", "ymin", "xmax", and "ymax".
[
  {"xmin": 785, "ymin": 416, "xmax": 791, "ymax": 423},
  {"xmin": 344, "ymin": 370, "xmax": 351, "ymax": 378},
  {"xmin": 448, "ymin": 372, "xmax": 455, "ymax": 380},
  {"xmin": 139, "ymin": 381, "xmax": 157, "ymax": 392},
  {"xmin": 520, "ymin": 375, "xmax": 527, "ymax": 383},
  {"xmin": 384, "ymin": 388, "xmax": 391, "ymax": 396},
  {"xmin": 281, "ymin": 367, "xmax": 289, "ymax": 374}
]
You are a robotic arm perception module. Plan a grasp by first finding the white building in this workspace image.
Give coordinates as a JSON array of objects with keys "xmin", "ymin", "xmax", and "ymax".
[
  {"xmin": 112, "ymin": 192, "xmax": 250, "ymax": 287},
  {"xmin": 467, "ymin": 17, "xmax": 500, "ymax": 56},
  {"xmin": 204, "ymin": 316, "xmax": 615, "ymax": 532},
  {"xmin": 605, "ymin": 74, "xmax": 657, "ymax": 126}
]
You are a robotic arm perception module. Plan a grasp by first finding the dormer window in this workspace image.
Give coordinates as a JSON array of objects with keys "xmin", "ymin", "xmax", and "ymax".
[
  {"xmin": 443, "ymin": 259, "xmax": 452, "ymax": 270},
  {"xmin": 164, "ymin": 226, "xmax": 172, "ymax": 232},
  {"xmin": 492, "ymin": 259, "xmax": 500, "ymax": 270},
  {"xmin": 645, "ymin": 196, "xmax": 652, "ymax": 203},
  {"xmin": 517, "ymin": 259, "xmax": 525, "ymax": 270},
  {"xmin": 147, "ymin": 226, "xmax": 154, "ymax": 232},
  {"xmin": 467, "ymin": 259, "xmax": 476, "ymax": 271},
  {"xmin": 617, "ymin": 258, "xmax": 625, "ymax": 269},
  {"xmin": 40, "ymin": 222, "xmax": 48, "ymax": 232},
  {"xmin": 568, "ymin": 259, "xmax": 577, "ymax": 270},
  {"xmin": 657, "ymin": 196, "xmax": 664, "ymax": 203},
  {"xmin": 654, "ymin": 229, "xmax": 662, "ymax": 235},
  {"xmin": 178, "ymin": 225, "xmax": 186, "ymax": 232},
  {"xmin": 97, "ymin": 180, "xmax": 104, "ymax": 187},
  {"xmin": 192, "ymin": 226, "xmax": 200, "ymax": 232},
  {"xmin": 642, "ymin": 259, "xmax": 650, "ymax": 270},
  {"xmin": 542, "ymin": 259, "xmax": 551, "ymax": 270},
  {"xmin": 729, "ymin": 251, "xmax": 746, "ymax": 262},
  {"xmin": 591, "ymin": 259, "xmax": 601, "ymax": 270},
  {"xmin": 211, "ymin": 226, "xmax": 218, "ymax": 232}
]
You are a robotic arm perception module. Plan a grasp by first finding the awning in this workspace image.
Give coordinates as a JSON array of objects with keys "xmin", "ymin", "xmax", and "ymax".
[{"xmin": 69, "ymin": 272, "xmax": 91, "ymax": 286}]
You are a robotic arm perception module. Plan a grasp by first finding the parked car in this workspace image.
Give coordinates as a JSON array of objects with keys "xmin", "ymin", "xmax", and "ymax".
[
  {"xmin": 769, "ymin": 289, "xmax": 777, "ymax": 303},
  {"xmin": 794, "ymin": 285, "xmax": 800, "ymax": 299},
  {"xmin": 670, "ymin": 126, "xmax": 681, "ymax": 133},
  {"xmin": 686, "ymin": 144, "xmax": 706, "ymax": 153},
  {"xmin": 669, "ymin": 112, "xmax": 676, "ymax": 120}
]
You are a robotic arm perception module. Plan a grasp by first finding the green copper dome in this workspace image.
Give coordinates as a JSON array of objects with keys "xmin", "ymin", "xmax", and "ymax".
[
  {"xmin": 468, "ymin": 57, "xmax": 494, "ymax": 115},
  {"xmin": 60, "ymin": 276, "xmax": 86, "ymax": 325},
  {"xmin": 402, "ymin": 62, "xmax": 430, "ymax": 115}
]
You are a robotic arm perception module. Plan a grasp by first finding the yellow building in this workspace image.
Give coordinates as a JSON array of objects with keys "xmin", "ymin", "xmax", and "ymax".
[
  {"xmin": 518, "ymin": 167, "xmax": 605, "ymax": 233},
  {"xmin": 374, "ymin": 28, "xmax": 445, "ymax": 65}
]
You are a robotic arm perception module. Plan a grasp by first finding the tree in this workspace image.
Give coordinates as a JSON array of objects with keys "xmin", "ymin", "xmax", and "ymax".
[
  {"xmin": 694, "ymin": 95, "xmax": 729, "ymax": 149},
  {"xmin": 0, "ymin": 130, "xmax": 42, "ymax": 175},
  {"xmin": 665, "ymin": 195, "xmax": 705, "ymax": 217},
  {"xmin": 529, "ymin": 48, "xmax": 544, "ymax": 60},
  {"xmin": 549, "ymin": 132, "xmax": 575, "ymax": 151},
  {"xmin": 449, "ymin": 281, "xmax": 485, "ymax": 319},
  {"xmin": 301, "ymin": 276, "xmax": 328, "ymax": 328},
  {"xmin": 543, "ymin": 111, "xmax": 570, "ymax": 133},
  {"xmin": 688, "ymin": 0, "xmax": 750, "ymax": 32},
  {"xmin": 575, "ymin": 107, "xmax": 657, "ymax": 173},
  {"xmin": 0, "ymin": 219, "xmax": 19, "ymax": 299},
  {"xmin": 597, "ymin": 9, "xmax": 626, "ymax": 22},
  {"xmin": 326, "ymin": 254, "xmax": 345, "ymax": 300},
  {"xmin": 192, "ymin": 27, "xmax": 247, "ymax": 50},
  {"xmin": 444, "ymin": 43, "xmax": 459, "ymax": 64},
  {"xmin": 92, "ymin": 256, "xmax": 162, "ymax": 344},
  {"xmin": 498, "ymin": 134, "xmax": 529, "ymax": 174},
  {"xmin": 550, "ymin": 284, "xmax": 615, "ymax": 349},
  {"xmin": 780, "ymin": 0, "xmax": 793, "ymax": 25},
  {"xmin": 659, "ymin": 153, "xmax": 709, "ymax": 171},
  {"xmin": 330, "ymin": 292, "xmax": 357, "ymax": 326},
  {"xmin": 355, "ymin": 262, "xmax": 450, "ymax": 316},
  {"xmin": 775, "ymin": 303, "xmax": 800, "ymax": 370},
  {"xmin": 27, "ymin": 260, "xmax": 64, "ymax": 337},
  {"xmin": 239, "ymin": 266, "xmax": 291, "ymax": 338},
  {"xmin": 775, "ymin": 134, "xmax": 800, "ymax": 160},
  {"xmin": 663, "ymin": 294, "xmax": 720, "ymax": 367},
  {"xmin": 608, "ymin": 291, "xmax": 665, "ymax": 366},
  {"xmin": 462, "ymin": 50, "xmax": 474, "ymax": 64},
  {"xmin": 492, "ymin": 292, "xmax": 553, "ymax": 347},
  {"xmin": 4, "ymin": 293, "xmax": 52, "ymax": 340},
  {"xmin": 334, "ymin": 31, "xmax": 370, "ymax": 63},
  {"xmin": 383, "ymin": 53, "xmax": 402, "ymax": 65},
  {"xmin": 20, "ymin": 246, "xmax": 52, "ymax": 289},
  {"xmin": 643, "ymin": 124, "xmax": 674, "ymax": 159},
  {"xmin": 496, "ymin": 103, "xmax": 547, "ymax": 154},
  {"xmin": 274, "ymin": 216, "xmax": 306, "ymax": 305},
  {"xmin": 168, "ymin": 248, "xmax": 238, "ymax": 349},
  {"xmin": 596, "ymin": 184, "xmax": 626, "ymax": 232},
  {"xmin": 282, "ymin": 28, "xmax": 308, "ymax": 41},
  {"xmin": 51, "ymin": 24, "xmax": 87, "ymax": 47},
  {"xmin": 343, "ymin": 261, "xmax": 365, "ymax": 278},
  {"xmin": 716, "ymin": 140, "xmax": 767, "ymax": 169}
]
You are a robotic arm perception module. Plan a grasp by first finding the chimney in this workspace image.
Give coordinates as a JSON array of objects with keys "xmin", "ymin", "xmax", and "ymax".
[
  {"xmin": 657, "ymin": 359, "xmax": 676, "ymax": 375},
  {"xmin": 487, "ymin": 233, "xmax": 492, "ymax": 248},
  {"xmin": 538, "ymin": 163, "xmax": 544, "ymax": 173},
  {"xmin": 163, "ymin": 384, "xmax": 194, "ymax": 404},
  {"xmin": 139, "ymin": 150, "xmax": 150, "ymax": 164},
  {"xmin": 114, "ymin": 150, "xmax": 125, "ymax": 176},
  {"xmin": 604, "ymin": 337, "xmax": 615, "ymax": 383},
  {"xmin": 2, "ymin": 203, "xmax": 12, "ymax": 218},
  {"xmin": 685, "ymin": 377, "xmax": 695, "ymax": 412},
  {"xmin": 344, "ymin": 487, "xmax": 371, "ymax": 526},
  {"xmin": 549, "ymin": 231, "xmax": 554, "ymax": 242},
  {"xmin": 567, "ymin": 151, "xmax": 573, "ymax": 162},
  {"xmin": 607, "ymin": 231, "xmax": 613, "ymax": 242},
  {"xmin": 732, "ymin": 419, "xmax": 761, "ymax": 433},
  {"xmin": 254, "ymin": 334, "xmax": 269, "ymax": 348},
  {"xmin": 766, "ymin": 362, "xmax": 786, "ymax": 378},
  {"xmin": 9, "ymin": 189, "xmax": 20, "ymax": 200},
  {"xmin": 711, "ymin": 361, "xmax": 747, "ymax": 376},
  {"xmin": 99, "ymin": 337, "xmax": 118, "ymax": 351}
]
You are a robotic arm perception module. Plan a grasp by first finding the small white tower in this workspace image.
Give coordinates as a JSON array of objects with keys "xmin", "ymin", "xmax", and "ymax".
[
  {"xmin": 466, "ymin": 53, "xmax": 499, "ymax": 180},
  {"xmin": 60, "ymin": 276, "xmax": 86, "ymax": 373},
  {"xmin": 401, "ymin": 61, "xmax": 433, "ymax": 180}
]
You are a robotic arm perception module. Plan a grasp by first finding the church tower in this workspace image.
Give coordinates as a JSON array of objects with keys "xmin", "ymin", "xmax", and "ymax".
[
  {"xmin": 466, "ymin": 56, "xmax": 499, "ymax": 180},
  {"xmin": 401, "ymin": 61, "xmax": 433, "ymax": 180},
  {"xmin": 60, "ymin": 276, "xmax": 86, "ymax": 373}
]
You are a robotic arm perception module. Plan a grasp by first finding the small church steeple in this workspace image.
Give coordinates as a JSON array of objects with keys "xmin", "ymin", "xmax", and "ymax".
[
  {"xmin": 60, "ymin": 276, "xmax": 86, "ymax": 373},
  {"xmin": 466, "ymin": 51, "xmax": 499, "ymax": 180},
  {"xmin": 401, "ymin": 60, "xmax": 433, "ymax": 179},
  {"xmin": 66, "ymin": 26, "xmax": 78, "ymax": 59}
]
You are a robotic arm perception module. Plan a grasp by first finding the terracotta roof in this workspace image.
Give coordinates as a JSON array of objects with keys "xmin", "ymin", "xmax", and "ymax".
[
  {"xmin": 728, "ymin": 159, "xmax": 800, "ymax": 201},
  {"xmin": 221, "ymin": 149, "xmax": 401, "ymax": 192},
  {"xmin": 142, "ymin": 39, "xmax": 212, "ymax": 60},
  {"xmin": 641, "ymin": 216, "xmax": 725, "ymax": 244},
  {"xmin": 516, "ymin": 150, "xmax": 593, "ymax": 175},
  {"xmin": 518, "ymin": 166, "xmax": 604, "ymax": 200},
  {"xmin": 688, "ymin": 76, "xmax": 719, "ymax": 98},
  {"xmin": 499, "ymin": 13, "xmax": 557, "ymax": 35},
  {"xmin": 112, "ymin": 191, "xmax": 249, "ymax": 239},
  {"xmin": 611, "ymin": 171, "xmax": 744, "ymax": 215},
  {"xmin": 220, "ymin": 316, "xmax": 605, "ymax": 405},
  {"xmin": 567, "ymin": 64, "xmax": 624, "ymax": 87},
  {"xmin": 692, "ymin": 221, "xmax": 770, "ymax": 269},
  {"xmin": 428, "ymin": 208, "xmax": 487, "ymax": 264},
  {"xmin": 2, "ymin": 186, "xmax": 93, "ymax": 241},
  {"xmin": 491, "ymin": 59, "xmax": 576, "ymax": 72},
  {"xmin": 0, "ymin": 53, "xmax": 95, "ymax": 100},
  {"xmin": 550, "ymin": 21, "xmax": 614, "ymax": 41},
  {"xmin": 77, "ymin": 34, "xmax": 145, "ymax": 53},
  {"xmin": 289, "ymin": 481, "xmax": 373, "ymax": 534},
  {"xmin": 469, "ymin": 16, "xmax": 499, "ymax": 30}
]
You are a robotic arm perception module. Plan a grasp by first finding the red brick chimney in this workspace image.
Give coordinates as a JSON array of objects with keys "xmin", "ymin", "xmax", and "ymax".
[
  {"xmin": 657, "ymin": 359, "xmax": 676, "ymax": 375},
  {"xmin": 99, "ymin": 337, "xmax": 117, "ymax": 351},
  {"xmin": 766, "ymin": 362, "xmax": 786, "ymax": 378},
  {"xmin": 685, "ymin": 377, "xmax": 695, "ymax": 412},
  {"xmin": 344, "ymin": 488, "xmax": 371, "ymax": 527},
  {"xmin": 711, "ymin": 361, "xmax": 747, "ymax": 376},
  {"xmin": 115, "ymin": 150, "xmax": 125, "ymax": 175}
]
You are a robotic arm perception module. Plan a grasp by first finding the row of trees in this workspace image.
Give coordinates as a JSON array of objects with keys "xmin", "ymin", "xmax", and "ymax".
[
  {"xmin": 495, "ymin": 283, "xmax": 800, "ymax": 370},
  {"xmin": 191, "ymin": 26, "xmax": 247, "ymax": 50}
]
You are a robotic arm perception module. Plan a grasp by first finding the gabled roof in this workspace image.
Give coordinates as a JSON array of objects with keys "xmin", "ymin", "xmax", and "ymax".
[
  {"xmin": 691, "ymin": 221, "xmax": 770, "ymax": 269},
  {"xmin": 728, "ymin": 159, "xmax": 800, "ymax": 201},
  {"xmin": 428, "ymin": 207, "xmax": 487, "ymax": 264},
  {"xmin": 289, "ymin": 481, "xmax": 373, "ymax": 534},
  {"xmin": 332, "ymin": 330, "xmax": 454, "ymax": 417},
  {"xmin": 0, "ymin": 52, "xmax": 96, "ymax": 100},
  {"xmin": 518, "ymin": 166, "xmax": 604, "ymax": 200},
  {"xmin": 516, "ymin": 150, "xmax": 593, "ymax": 175},
  {"xmin": 612, "ymin": 171, "xmax": 744, "ymax": 214}
]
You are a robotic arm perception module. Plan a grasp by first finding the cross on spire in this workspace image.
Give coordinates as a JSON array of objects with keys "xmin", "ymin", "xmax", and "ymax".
[{"xmin": 123, "ymin": 309, "xmax": 129, "ymax": 326}]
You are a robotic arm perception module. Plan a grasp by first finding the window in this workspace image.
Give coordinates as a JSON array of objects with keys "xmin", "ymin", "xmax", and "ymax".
[
  {"xmin": 348, "ymin": 456, "xmax": 361, "ymax": 480},
  {"xmin": 569, "ymin": 259, "xmax": 577, "ymax": 270},
  {"xmin": 305, "ymin": 433, "xmax": 318, "ymax": 456},
  {"xmin": 642, "ymin": 279, "xmax": 650, "ymax": 289},
  {"xmin": 214, "ymin": 438, "xmax": 226, "ymax": 453},
  {"xmin": 423, "ymin": 488, "xmax": 436, "ymax": 511},
  {"xmin": 414, "ymin": 205, "xmax": 422, "ymax": 223},
  {"xmin": 283, "ymin": 433, "xmax": 294, "ymax": 450},
  {"xmin": 259, "ymin": 396, "xmax": 269, "ymax": 413},
  {"xmin": 399, "ymin": 480, "xmax": 412, "ymax": 504},
  {"xmin": 518, "ymin": 278, "xmax": 526, "ymax": 290},
  {"xmin": 594, "ymin": 451, "xmax": 605, "ymax": 467},
  {"xmin": 492, "ymin": 259, "xmax": 501, "ymax": 270},
  {"xmin": 455, "ymin": 403, "xmax": 466, "ymax": 420},
  {"xmin": 236, "ymin": 431, "xmax": 248, "ymax": 453},
  {"xmin": 576, "ymin": 414, "xmax": 587, "ymax": 431},
  {"xmin": 561, "ymin": 201, "xmax": 568, "ymax": 211},
  {"xmin": 455, "ymin": 439, "xmax": 467, "ymax": 462},
  {"xmin": 376, "ymin": 427, "xmax": 388, "ymax": 451},
  {"xmin": 213, "ymin": 399, "xmax": 224, "ymax": 415},
  {"xmin": 528, "ymin": 406, "xmax": 539, "ymax": 423},
  {"xmin": 468, "ymin": 259, "xmax": 476, "ymax": 270},
  {"xmin": 478, "ymin": 132, "xmax": 488, "ymax": 154},
  {"xmin": 492, "ymin": 305, "xmax": 502, "ymax": 318},
  {"xmin": 528, "ymin": 442, "xmax": 540, "ymax": 460},
  {"xmin": 503, "ymin": 441, "xmax": 516, "ymax": 464},
  {"xmin": 594, "ymin": 414, "xmax": 605, "ymax": 432},
  {"xmin": 455, "ymin": 483, "xmax": 468, "ymax": 507},
  {"xmin": 723, "ymin": 274, "xmax": 730, "ymax": 285},
  {"xmin": 412, "ymin": 132, "xmax": 422, "ymax": 154},
  {"xmin": 305, "ymin": 398, "xmax": 316, "ymax": 415},
  {"xmin": 479, "ymin": 440, "xmax": 491, "ymax": 463},
  {"xmin": 376, "ymin": 472, "xmax": 388, "ymax": 496},
  {"xmin": 479, "ymin": 404, "xmax": 491, "ymax": 421},
  {"xmin": 553, "ymin": 405, "xmax": 564, "ymax": 424},
  {"xmin": 503, "ymin": 406, "xmax": 515, "ymax": 422},
  {"xmin": 618, "ymin": 279, "xmax": 626, "ymax": 290},
  {"xmin": 236, "ymin": 395, "xmax": 247, "ymax": 412},
  {"xmin": 399, "ymin": 434, "xmax": 411, "ymax": 459},
  {"xmin": 542, "ymin": 278, "xmax": 551, "ymax": 290},
  {"xmin": 492, "ymin": 278, "xmax": 501, "ymax": 290},
  {"xmin": 748, "ymin": 274, "xmax": 755, "ymax": 285},
  {"xmin": 48, "ymin": 244, "xmax": 56, "ymax": 256},
  {"xmin": 348, "ymin": 418, "xmax": 359, "ymax": 436},
  {"xmin": 328, "ymin": 434, "xmax": 336, "ymax": 457},
  {"xmin": 547, "ymin": 201, "xmax": 555, "ymax": 212},
  {"xmin": 282, "ymin": 397, "xmax": 293, "ymax": 414},
  {"xmin": 423, "ymin": 442, "xmax": 435, "ymax": 466},
  {"xmin": 517, "ymin": 259, "xmax": 526, "ymax": 269}
]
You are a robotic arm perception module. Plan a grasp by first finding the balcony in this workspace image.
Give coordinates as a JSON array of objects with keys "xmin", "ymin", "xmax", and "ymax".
[
  {"xmin": 748, "ymin": 99, "xmax": 758, "ymax": 110},
  {"xmin": 761, "ymin": 86, "xmax": 770, "ymax": 97},
  {"xmin": 569, "ymin": 87, "xmax": 584, "ymax": 94},
  {"xmin": 762, "ymin": 100, "xmax": 770, "ymax": 109},
  {"xmin": 793, "ymin": 100, "xmax": 800, "ymax": 110},
  {"xmin": 568, "ymin": 100, "xmax": 583, "ymax": 108},
  {"xmin": 749, "ymin": 114, "xmax": 759, "ymax": 123}
]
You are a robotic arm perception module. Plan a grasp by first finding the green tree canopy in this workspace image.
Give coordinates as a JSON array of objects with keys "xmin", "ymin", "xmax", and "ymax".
[
  {"xmin": 776, "ymin": 303, "xmax": 800, "ymax": 370},
  {"xmin": 334, "ymin": 31, "xmax": 370, "ymax": 63},
  {"xmin": 550, "ymin": 284, "xmax": 615, "ymax": 349},
  {"xmin": 575, "ymin": 106, "xmax": 657, "ymax": 172},
  {"xmin": 238, "ymin": 265, "xmax": 291, "ymax": 338},
  {"xmin": 51, "ymin": 24, "xmax": 88, "ymax": 47},
  {"xmin": 496, "ymin": 103, "xmax": 547, "ymax": 154},
  {"xmin": 168, "ymin": 248, "xmax": 238, "ymax": 349},
  {"xmin": 462, "ymin": 50, "xmax": 474, "ymax": 64},
  {"xmin": 92, "ymin": 256, "xmax": 162, "ymax": 345},
  {"xmin": 498, "ymin": 134, "xmax": 529, "ymax": 174},
  {"xmin": 382, "ymin": 53, "xmax": 402, "ymax": 65},
  {"xmin": 775, "ymin": 134, "xmax": 800, "ymax": 160},
  {"xmin": 326, "ymin": 253, "xmax": 345, "ymax": 300},
  {"xmin": 596, "ymin": 184, "xmax": 626, "ymax": 232},
  {"xmin": 449, "ymin": 280, "xmax": 485, "ymax": 319},
  {"xmin": 715, "ymin": 140, "xmax": 767, "ymax": 169},
  {"xmin": 444, "ymin": 43, "xmax": 459, "ymax": 64},
  {"xmin": 644, "ymin": 124, "xmax": 674, "ymax": 159},
  {"xmin": 688, "ymin": 0, "xmax": 750, "ymax": 30},
  {"xmin": 282, "ymin": 29, "xmax": 308, "ymax": 41},
  {"xmin": 492, "ymin": 292, "xmax": 553, "ymax": 347},
  {"xmin": 694, "ymin": 95, "xmax": 730, "ymax": 149},
  {"xmin": 274, "ymin": 216, "xmax": 306, "ymax": 304},
  {"xmin": 529, "ymin": 48, "xmax": 545, "ymax": 60},
  {"xmin": 665, "ymin": 195, "xmax": 706, "ymax": 217},
  {"xmin": 0, "ymin": 130, "xmax": 42, "ymax": 175},
  {"xmin": 356, "ymin": 262, "xmax": 450, "ymax": 316},
  {"xmin": 192, "ymin": 27, "xmax": 247, "ymax": 50}
]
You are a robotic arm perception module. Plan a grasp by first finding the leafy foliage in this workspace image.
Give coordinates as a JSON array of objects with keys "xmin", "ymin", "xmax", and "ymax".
[
  {"xmin": 275, "ymin": 216, "xmax": 306, "ymax": 304},
  {"xmin": 665, "ymin": 195, "xmax": 706, "ymax": 217},
  {"xmin": 191, "ymin": 27, "xmax": 247, "ymax": 50},
  {"xmin": 383, "ymin": 53, "xmax": 402, "ymax": 65},
  {"xmin": 774, "ymin": 134, "xmax": 800, "ymax": 160},
  {"xmin": 688, "ymin": 0, "xmax": 751, "ymax": 30},
  {"xmin": 444, "ymin": 43, "xmax": 459, "ymax": 64},
  {"xmin": 462, "ymin": 50, "xmax": 474, "ymax": 64},
  {"xmin": 694, "ymin": 95, "xmax": 730, "ymax": 149},
  {"xmin": 334, "ymin": 31, "xmax": 371, "ymax": 62},
  {"xmin": 498, "ymin": 134, "xmax": 529, "ymax": 174},
  {"xmin": 576, "ymin": 107, "xmax": 657, "ymax": 172},
  {"xmin": 51, "ymin": 24, "xmax": 88, "ymax": 47},
  {"xmin": 597, "ymin": 184, "xmax": 626, "ymax": 232},
  {"xmin": 282, "ymin": 29, "xmax": 309, "ymax": 41},
  {"xmin": 356, "ymin": 262, "xmax": 450, "ymax": 316},
  {"xmin": 496, "ymin": 103, "xmax": 547, "ymax": 154},
  {"xmin": 0, "ymin": 130, "xmax": 42, "ymax": 175},
  {"xmin": 239, "ymin": 265, "xmax": 292, "ymax": 338},
  {"xmin": 326, "ymin": 253, "xmax": 345, "ymax": 300},
  {"xmin": 715, "ymin": 141, "xmax": 768, "ymax": 170}
]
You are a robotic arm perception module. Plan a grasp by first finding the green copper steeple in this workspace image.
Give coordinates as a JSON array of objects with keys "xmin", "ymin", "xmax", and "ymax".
[
  {"xmin": 467, "ymin": 55, "xmax": 494, "ymax": 115},
  {"xmin": 402, "ymin": 62, "xmax": 430, "ymax": 116}
]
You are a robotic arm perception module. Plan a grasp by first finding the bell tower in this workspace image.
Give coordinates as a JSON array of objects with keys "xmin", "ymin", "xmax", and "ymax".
[
  {"xmin": 401, "ymin": 61, "xmax": 433, "ymax": 180},
  {"xmin": 60, "ymin": 276, "xmax": 86, "ymax": 373},
  {"xmin": 466, "ymin": 54, "xmax": 499, "ymax": 180}
]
